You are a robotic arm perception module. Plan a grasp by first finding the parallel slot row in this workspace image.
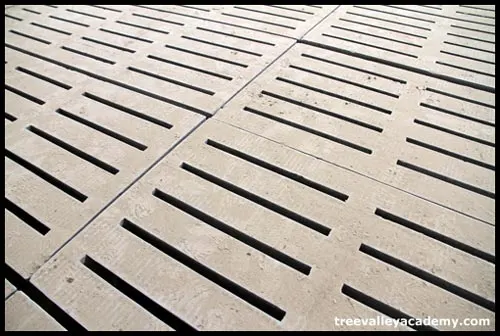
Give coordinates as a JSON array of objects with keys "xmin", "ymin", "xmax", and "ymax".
[
  {"xmin": 374, "ymin": 208, "xmax": 495, "ymax": 264},
  {"xmin": 180, "ymin": 162, "xmax": 332, "ymax": 236},
  {"xmin": 116, "ymin": 216, "xmax": 288, "ymax": 320},
  {"xmin": 358, "ymin": 243, "xmax": 495, "ymax": 312},
  {"xmin": 5, "ymin": 43, "xmax": 210, "ymax": 117}
]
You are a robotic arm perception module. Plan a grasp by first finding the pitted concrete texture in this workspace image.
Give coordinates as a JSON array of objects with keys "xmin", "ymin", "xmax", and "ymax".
[
  {"xmin": 29, "ymin": 120, "xmax": 494, "ymax": 331},
  {"xmin": 215, "ymin": 43, "xmax": 495, "ymax": 225},
  {"xmin": 4, "ymin": 4, "xmax": 496, "ymax": 332},
  {"xmin": 3, "ymin": 4, "xmax": 300, "ymax": 279},
  {"xmin": 4, "ymin": 63, "xmax": 204, "ymax": 279},
  {"xmin": 5, "ymin": 292, "xmax": 65, "ymax": 331},
  {"xmin": 5, "ymin": 279, "xmax": 16, "ymax": 299},
  {"xmin": 5, "ymin": 5, "xmax": 296, "ymax": 117},
  {"xmin": 302, "ymin": 5, "xmax": 495, "ymax": 91},
  {"xmin": 121, "ymin": 5, "xmax": 338, "ymax": 39}
]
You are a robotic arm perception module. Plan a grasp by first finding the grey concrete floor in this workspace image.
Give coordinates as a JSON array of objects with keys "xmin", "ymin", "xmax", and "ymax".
[{"xmin": 4, "ymin": 5, "xmax": 495, "ymax": 331}]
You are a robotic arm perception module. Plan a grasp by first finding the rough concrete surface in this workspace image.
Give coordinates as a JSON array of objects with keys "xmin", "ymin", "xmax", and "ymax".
[
  {"xmin": 302, "ymin": 5, "xmax": 495, "ymax": 91},
  {"xmin": 5, "ymin": 292, "xmax": 65, "ymax": 331},
  {"xmin": 4, "ymin": 5, "xmax": 495, "ymax": 332}
]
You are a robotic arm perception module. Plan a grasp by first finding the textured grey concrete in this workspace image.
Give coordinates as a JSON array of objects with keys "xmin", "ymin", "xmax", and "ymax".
[
  {"xmin": 302, "ymin": 5, "xmax": 495, "ymax": 90},
  {"xmin": 5, "ymin": 292, "xmax": 65, "ymax": 331},
  {"xmin": 30, "ymin": 119, "xmax": 494, "ymax": 331},
  {"xmin": 4, "ymin": 4, "xmax": 298, "ymax": 279},
  {"xmin": 215, "ymin": 43, "xmax": 495, "ymax": 225},
  {"xmin": 4, "ymin": 4, "xmax": 496, "ymax": 332}
]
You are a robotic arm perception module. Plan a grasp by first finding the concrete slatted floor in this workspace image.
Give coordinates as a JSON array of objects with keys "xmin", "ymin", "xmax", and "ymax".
[{"xmin": 4, "ymin": 5, "xmax": 495, "ymax": 331}]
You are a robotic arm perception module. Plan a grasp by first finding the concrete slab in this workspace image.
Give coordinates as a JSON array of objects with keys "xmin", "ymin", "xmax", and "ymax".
[
  {"xmin": 4, "ymin": 6, "xmax": 209, "ymax": 279},
  {"xmin": 5, "ymin": 5, "xmax": 295, "ymax": 117},
  {"xmin": 122, "ymin": 5, "xmax": 338, "ymax": 39},
  {"xmin": 5, "ymin": 292, "xmax": 65, "ymax": 331},
  {"xmin": 4, "ymin": 4, "xmax": 496, "ymax": 332},
  {"xmin": 5, "ymin": 279, "xmax": 16, "ymax": 299},
  {"xmin": 30, "ymin": 119, "xmax": 493, "ymax": 331},
  {"xmin": 302, "ymin": 5, "xmax": 495, "ymax": 91},
  {"xmin": 3, "ymin": 4, "xmax": 298, "ymax": 279},
  {"xmin": 215, "ymin": 43, "xmax": 495, "ymax": 225}
]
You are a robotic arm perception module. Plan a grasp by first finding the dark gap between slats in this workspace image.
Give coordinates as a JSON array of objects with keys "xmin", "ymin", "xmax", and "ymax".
[
  {"xmin": 127, "ymin": 66, "xmax": 215, "ymax": 95},
  {"xmin": 181, "ymin": 162, "xmax": 332, "ymax": 236},
  {"xmin": 196, "ymin": 26, "xmax": 275, "ymax": 46},
  {"xmin": 298, "ymin": 40, "xmax": 495, "ymax": 93},
  {"xmin": 243, "ymin": 106, "xmax": 373, "ymax": 154},
  {"xmin": 396, "ymin": 160, "xmax": 495, "ymax": 199},
  {"xmin": 447, "ymin": 33, "xmax": 495, "ymax": 45},
  {"xmin": 206, "ymin": 138, "xmax": 349, "ymax": 201},
  {"xmin": 346, "ymin": 11, "xmax": 431, "ymax": 31},
  {"xmin": 30, "ymin": 22, "xmax": 72, "ymax": 35},
  {"xmin": 49, "ymin": 15, "xmax": 89, "ymax": 27},
  {"xmin": 419, "ymin": 103, "xmax": 494, "ymax": 127},
  {"xmin": 5, "ymin": 112, "xmax": 17, "ymax": 122},
  {"xmin": 233, "ymin": 6, "xmax": 306, "ymax": 21},
  {"xmin": 177, "ymin": 5, "xmax": 210, "ymax": 12},
  {"xmin": 9, "ymin": 29, "xmax": 48, "ymax": 44},
  {"xmin": 147, "ymin": 55, "xmax": 232, "ymax": 81},
  {"xmin": 329, "ymin": 24, "xmax": 423, "ymax": 48},
  {"xmin": 266, "ymin": 5, "xmax": 314, "ymax": 15},
  {"xmin": 341, "ymin": 284, "xmax": 438, "ymax": 331},
  {"xmin": 66, "ymin": 9, "xmax": 106, "ymax": 20},
  {"xmin": 338, "ymin": 17, "xmax": 428, "ymax": 38},
  {"xmin": 301, "ymin": 53, "xmax": 407, "ymax": 84},
  {"xmin": 359, "ymin": 243, "xmax": 495, "ymax": 312},
  {"xmin": 450, "ymin": 25, "xmax": 495, "ymax": 36},
  {"xmin": 131, "ymin": 13, "xmax": 184, "ymax": 26},
  {"xmin": 164, "ymin": 44, "xmax": 248, "ymax": 68},
  {"xmin": 181, "ymin": 35, "xmax": 263, "ymax": 57},
  {"xmin": 22, "ymin": 8, "xmax": 42, "ymax": 14},
  {"xmin": 5, "ymin": 198, "xmax": 50, "ymax": 235},
  {"xmin": 436, "ymin": 61, "xmax": 494, "ymax": 78},
  {"xmin": 81, "ymin": 255, "xmax": 195, "ymax": 331},
  {"xmin": 406, "ymin": 137, "xmax": 495, "ymax": 171},
  {"xmin": 81, "ymin": 36, "xmax": 135, "ymax": 53},
  {"xmin": 261, "ymin": 90, "xmax": 384, "ymax": 132},
  {"xmin": 425, "ymin": 87, "xmax": 495, "ymax": 109},
  {"xmin": 27, "ymin": 125, "xmax": 119, "ymax": 175},
  {"xmin": 89, "ymin": 5, "xmax": 122, "ymax": 13},
  {"xmin": 440, "ymin": 50, "xmax": 495, "ymax": 65},
  {"xmin": 121, "ymin": 218, "xmax": 287, "ymax": 321},
  {"xmin": 276, "ymin": 76, "xmax": 393, "ymax": 114},
  {"xmin": 61, "ymin": 46, "xmax": 116, "ymax": 65},
  {"xmin": 5, "ymin": 84, "xmax": 45, "ymax": 105},
  {"xmin": 5, "ymin": 14, "xmax": 23, "ymax": 21},
  {"xmin": 16, "ymin": 66, "xmax": 72, "ymax": 90},
  {"xmin": 55, "ymin": 108, "xmax": 147, "ymax": 151},
  {"xmin": 115, "ymin": 20, "xmax": 170, "ymax": 35},
  {"xmin": 289, "ymin": 64, "xmax": 400, "ymax": 98},
  {"xmin": 321, "ymin": 33, "xmax": 419, "ymax": 58},
  {"xmin": 374, "ymin": 208, "xmax": 495, "ymax": 264},
  {"xmin": 152, "ymin": 188, "xmax": 311, "ymax": 275},
  {"xmin": 99, "ymin": 28, "xmax": 153, "ymax": 43},
  {"xmin": 414, "ymin": 119, "xmax": 495, "ymax": 147},
  {"xmin": 444, "ymin": 41, "xmax": 495, "ymax": 55},
  {"xmin": 384, "ymin": 5, "xmax": 495, "ymax": 26},
  {"xmin": 5, "ymin": 43, "xmax": 210, "ymax": 117},
  {"xmin": 5, "ymin": 148, "xmax": 88, "ymax": 202},
  {"xmin": 221, "ymin": 12, "xmax": 297, "ymax": 29},
  {"xmin": 5, "ymin": 263, "xmax": 86, "ymax": 331},
  {"xmin": 83, "ymin": 92, "xmax": 173, "ymax": 129},
  {"xmin": 353, "ymin": 5, "xmax": 435, "ymax": 23}
]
